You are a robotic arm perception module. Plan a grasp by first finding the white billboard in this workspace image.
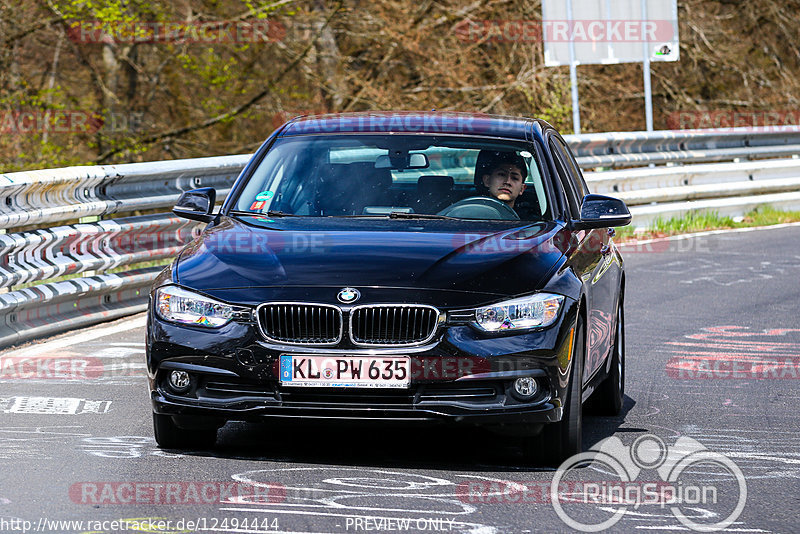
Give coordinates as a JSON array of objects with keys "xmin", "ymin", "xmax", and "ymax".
[{"xmin": 542, "ymin": 0, "xmax": 679, "ymax": 66}]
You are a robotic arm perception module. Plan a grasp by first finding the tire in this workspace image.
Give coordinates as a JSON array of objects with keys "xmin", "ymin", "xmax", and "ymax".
[
  {"xmin": 524, "ymin": 318, "xmax": 585, "ymax": 465},
  {"xmin": 590, "ymin": 303, "xmax": 625, "ymax": 416},
  {"xmin": 153, "ymin": 413, "xmax": 217, "ymax": 449}
]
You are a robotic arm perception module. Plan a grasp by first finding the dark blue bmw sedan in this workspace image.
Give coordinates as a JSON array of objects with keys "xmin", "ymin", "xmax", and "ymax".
[{"xmin": 146, "ymin": 111, "xmax": 631, "ymax": 463}]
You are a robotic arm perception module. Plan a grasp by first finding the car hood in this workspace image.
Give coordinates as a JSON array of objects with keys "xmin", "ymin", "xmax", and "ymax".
[{"xmin": 176, "ymin": 216, "xmax": 569, "ymax": 299}]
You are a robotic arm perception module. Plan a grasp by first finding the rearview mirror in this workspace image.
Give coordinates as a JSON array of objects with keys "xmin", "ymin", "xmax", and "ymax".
[
  {"xmin": 173, "ymin": 187, "xmax": 216, "ymax": 223},
  {"xmin": 374, "ymin": 153, "xmax": 429, "ymax": 170},
  {"xmin": 574, "ymin": 194, "xmax": 631, "ymax": 230},
  {"xmin": 408, "ymin": 153, "xmax": 429, "ymax": 168}
]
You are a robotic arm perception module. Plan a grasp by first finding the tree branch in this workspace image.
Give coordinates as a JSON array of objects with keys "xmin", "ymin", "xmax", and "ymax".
[
  {"xmin": 95, "ymin": 0, "xmax": 343, "ymax": 163},
  {"xmin": 2, "ymin": 15, "xmax": 62, "ymax": 47}
]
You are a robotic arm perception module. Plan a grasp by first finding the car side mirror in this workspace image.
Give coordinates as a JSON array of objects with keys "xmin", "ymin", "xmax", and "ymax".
[
  {"xmin": 574, "ymin": 194, "xmax": 632, "ymax": 230},
  {"xmin": 173, "ymin": 187, "xmax": 216, "ymax": 223}
]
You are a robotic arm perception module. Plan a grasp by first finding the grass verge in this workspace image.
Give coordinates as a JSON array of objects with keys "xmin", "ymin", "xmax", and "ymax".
[{"xmin": 616, "ymin": 205, "xmax": 800, "ymax": 241}]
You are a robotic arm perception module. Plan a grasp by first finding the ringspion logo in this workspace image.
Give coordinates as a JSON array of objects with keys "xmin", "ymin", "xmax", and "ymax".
[{"xmin": 551, "ymin": 435, "xmax": 746, "ymax": 532}]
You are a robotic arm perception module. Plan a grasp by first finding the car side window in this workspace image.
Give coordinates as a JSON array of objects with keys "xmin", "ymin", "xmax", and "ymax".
[
  {"xmin": 552, "ymin": 137, "xmax": 588, "ymax": 200},
  {"xmin": 550, "ymin": 136, "xmax": 589, "ymax": 204},
  {"xmin": 549, "ymin": 139, "xmax": 581, "ymax": 218}
]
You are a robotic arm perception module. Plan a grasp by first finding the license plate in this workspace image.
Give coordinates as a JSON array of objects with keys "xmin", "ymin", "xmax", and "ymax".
[{"xmin": 279, "ymin": 355, "xmax": 410, "ymax": 388}]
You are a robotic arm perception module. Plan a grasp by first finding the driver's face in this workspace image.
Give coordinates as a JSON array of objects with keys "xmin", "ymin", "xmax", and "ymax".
[{"xmin": 482, "ymin": 164, "xmax": 526, "ymax": 207}]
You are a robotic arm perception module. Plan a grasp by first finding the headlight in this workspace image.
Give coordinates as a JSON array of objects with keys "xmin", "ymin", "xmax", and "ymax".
[
  {"xmin": 474, "ymin": 293, "xmax": 564, "ymax": 332},
  {"xmin": 155, "ymin": 285, "xmax": 235, "ymax": 327}
]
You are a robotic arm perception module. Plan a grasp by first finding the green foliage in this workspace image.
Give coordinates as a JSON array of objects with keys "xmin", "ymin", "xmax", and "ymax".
[
  {"xmin": 537, "ymin": 82, "xmax": 572, "ymax": 131},
  {"xmin": 650, "ymin": 211, "xmax": 738, "ymax": 234},
  {"xmin": 1, "ymin": 0, "xmax": 798, "ymax": 170},
  {"xmin": 618, "ymin": 205, "xmax": 800, "ymax": 242},
  {"xmin": 613, "ymin": 225, "xmax": 637, "ymax": 241},
  {"xmin": 738, "ymin": 204, "xmax": 800, "ymax": 226}
]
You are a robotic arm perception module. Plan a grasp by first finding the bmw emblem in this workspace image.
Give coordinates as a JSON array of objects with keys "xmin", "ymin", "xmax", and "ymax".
[{"xmin": 337, "ymin": 287, "xmax": 360, "ymax": 303}]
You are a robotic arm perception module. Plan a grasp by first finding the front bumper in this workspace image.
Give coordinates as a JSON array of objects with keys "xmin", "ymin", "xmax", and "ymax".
[
  {"xmin": 147, "ymin": 295, "xmax": 579, "ymax": 430},
  {"xmin": 151, "ymin": 375, "xmax": 561, "ymax": 426}
]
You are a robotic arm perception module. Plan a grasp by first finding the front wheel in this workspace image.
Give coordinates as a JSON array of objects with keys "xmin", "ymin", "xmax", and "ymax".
[
  {"xmin": 153, "ymin": 413, "xmax": 217, "ymax": 450},
  {"xmin": 590, "ymin": 303, "xmax": 625, "ymax": 415},
  {"xmin": 524, "ymin": 319, "xmax": 585, "ymax": 465}
]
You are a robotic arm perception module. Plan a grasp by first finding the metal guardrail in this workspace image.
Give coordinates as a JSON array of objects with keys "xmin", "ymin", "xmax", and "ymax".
[
  {"xmin": 566, "ymin": 126, "xmax": 800, "ymax": 167},
  {"xmin": 0, "ymin": 269, "xmax": 157, "ymax": 348},
  {"xmin": 1, "ymin": 128, "xmax": 799, "ymax": 349},
  {"xmin": 0, "ymin": 214, "xmax": 197, "ymax": 288},
  {"xmin": 0, "ymin": 155, "xmax": 249, "ymax": 228},
  {"xmin": 0, "ymin": 156, "xmax": 248, "ymax": 348},
  {"xmin": 584, "ymin": 158, "xmax": 800, "ymax": 228}
]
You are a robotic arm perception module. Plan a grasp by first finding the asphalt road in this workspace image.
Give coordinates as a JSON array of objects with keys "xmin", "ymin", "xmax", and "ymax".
[{"xmin": 1, "ymin": 224, "xmax": 799, "ymax": 534}]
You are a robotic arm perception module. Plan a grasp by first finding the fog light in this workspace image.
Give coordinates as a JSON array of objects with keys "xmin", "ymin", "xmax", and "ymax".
[
  {"xmin": 513, "ymin": 377, "xmax": 538, "ymax": 399},
  {"xmin": 168, "ymin": 370, "xmax": 192, "ymax": 393}
]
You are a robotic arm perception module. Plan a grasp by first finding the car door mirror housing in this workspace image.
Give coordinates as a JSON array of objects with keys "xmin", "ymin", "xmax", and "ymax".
[
  {"xmin": 173, "ymin": 187, "xmax": 216, "ymax": 223},
  {"xmin": 574, "ymin": 194, "xmax": 632, "ymax": 230}
]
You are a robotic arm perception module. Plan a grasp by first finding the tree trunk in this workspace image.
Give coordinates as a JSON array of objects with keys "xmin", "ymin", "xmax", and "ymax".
[{"xmin": 313, "ymin": 0, "xmax": 342, "ymax": 110}]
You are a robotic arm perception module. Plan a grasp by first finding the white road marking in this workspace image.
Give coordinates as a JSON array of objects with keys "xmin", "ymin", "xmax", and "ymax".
[
  {"xmin": 0, "ymin": 425, "xmax": 90, "ymax": 437},
  {"xmin": 219, "ymin": 508, "xmax": 495, "ymax": 534},
  {"xmin": 618, "ymin": 220, "xmax": 800, "ymax": 248},
  {"xmin": 635, "ymin": 527, "xmax": 770, "ymax": 532},
  {"xmin": 723, "ymin": 452, "xmax": 800, "ymax": 465},
  {"xmin": 80, "ymin": 436, "xmax": 184, "ymax": 459},
  {"xmin": 199, "ymin": 530, "xmax": 335, "ymax": 534},
  {"xmin": 229, "ymin": 468, "xmax": 496, "ymax": 533},
  {"xmin": 0, "ymin": 396, "xmax": 111, "ymax": 414},
  {"xmin": 86, "ymin": 347, "xmax": 145, "ymax": 359}
]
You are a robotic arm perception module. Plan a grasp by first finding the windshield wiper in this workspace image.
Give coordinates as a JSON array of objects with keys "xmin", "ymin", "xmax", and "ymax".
[
  {"xmin": 388, "ymin": 211, "xmax": 457, "ymax": 220},
  {"xmin": 229, "ymin": 210, "xmax": 298, "ymax": 217}
]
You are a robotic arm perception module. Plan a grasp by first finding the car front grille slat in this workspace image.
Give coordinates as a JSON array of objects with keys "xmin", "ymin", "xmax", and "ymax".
[
  {"xmin": 201, "ymin": 378, "xmax": 277, "ymax": 400},
  {"xmin": 258, "ymin": 303, "xmax": 341, "ymax": 345},
  {"xmin": 258, "ymin": 302, "xmax": 438, "ymax": 346},
  {"xmin": 417, "ymin": 385, "xmax": 500, "ymax": 402},
  {"xmin": 351, "ymin": 305, "xmax": 438, "ymax": 345},
  {"xmin": 280, "ymin": 388, "xmax": 414, "ymax": 406}
]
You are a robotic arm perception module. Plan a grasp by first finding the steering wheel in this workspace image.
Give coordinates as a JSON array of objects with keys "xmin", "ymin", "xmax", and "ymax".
[{"xmin": 437, "ymin": 196, "xmax": 520, "ymax": 220}]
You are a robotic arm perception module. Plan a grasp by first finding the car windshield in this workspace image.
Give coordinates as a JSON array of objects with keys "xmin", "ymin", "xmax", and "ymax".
[{"xmin": 231, "ymin": 134, "xmax": 550, "ymax": 221}]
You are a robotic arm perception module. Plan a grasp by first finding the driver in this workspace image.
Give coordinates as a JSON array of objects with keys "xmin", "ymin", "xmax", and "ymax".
[{"xmin": 478, "ymin": 152, "xmax": 527, "ymax": 208}]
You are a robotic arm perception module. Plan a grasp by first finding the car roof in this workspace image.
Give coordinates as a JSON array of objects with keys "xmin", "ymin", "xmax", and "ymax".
[{"xmin": 278, "ymin": 111, "xmax": 550, "ymax": 142}]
